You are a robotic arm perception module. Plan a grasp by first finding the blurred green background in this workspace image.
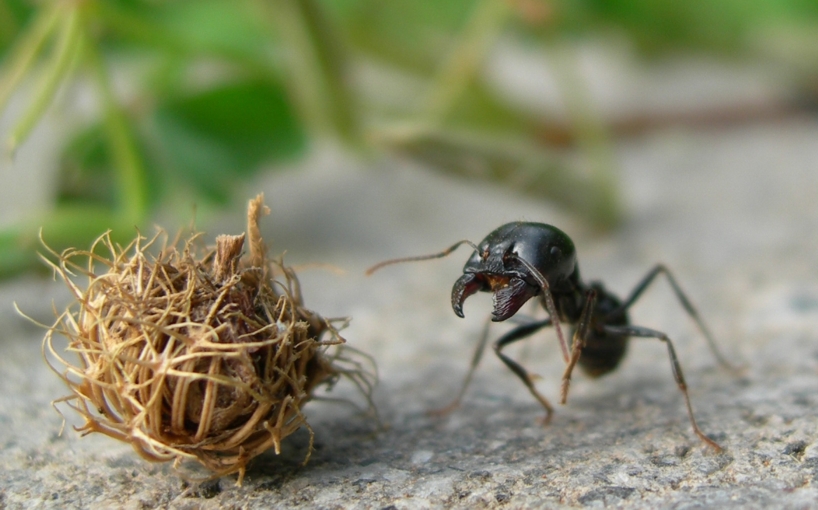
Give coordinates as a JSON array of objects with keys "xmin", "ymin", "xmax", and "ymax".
[{"xmin": 1, "ymin": 0, "xmax": 817, "ymax": 278}]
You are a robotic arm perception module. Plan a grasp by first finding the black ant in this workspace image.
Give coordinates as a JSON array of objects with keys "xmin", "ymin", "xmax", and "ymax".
[{"xmin": 367, "ymin": 221, "xmax": 734, "ymax": 451}]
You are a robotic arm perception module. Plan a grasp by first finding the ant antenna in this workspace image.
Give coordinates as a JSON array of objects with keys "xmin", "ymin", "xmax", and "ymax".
[{"xmin": 365, "ymin": 240, "xmax": 479, "ymax": 275}]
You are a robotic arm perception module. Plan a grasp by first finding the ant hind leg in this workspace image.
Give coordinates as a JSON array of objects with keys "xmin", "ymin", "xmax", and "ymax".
[{"xmin": 603, "ymin": 324, "xmax": 723, "ymax": 452}]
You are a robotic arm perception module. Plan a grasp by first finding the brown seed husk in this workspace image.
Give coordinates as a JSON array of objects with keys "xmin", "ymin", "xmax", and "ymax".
[{"xmin": 41, "ymin": 195, "xmax": 374, "ymax": 483}]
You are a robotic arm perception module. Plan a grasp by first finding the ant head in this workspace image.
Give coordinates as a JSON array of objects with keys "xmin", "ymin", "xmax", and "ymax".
[{"xmin": 451, "ymin": 222, "xmax": 578, "ymax": 321}]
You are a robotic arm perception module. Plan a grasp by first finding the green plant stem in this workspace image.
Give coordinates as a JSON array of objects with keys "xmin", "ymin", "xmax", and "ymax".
[
  {"xmin": 0, "ymin": 1, "xmax": 61, "ymax": 112},
  {"xmin": 81, "ymin": 21, "xmax": 149, "ymax": 224},
  {"xmin": 422, "ymin": 0, "xmax": 512, "ymax": 125},
  {"xmin": 263, "ymin": 0, "xmax": 358, "ymax": 144},
  {"xmin": 6, "ymin": 3, "xmax": 82, "ymax": 155}
]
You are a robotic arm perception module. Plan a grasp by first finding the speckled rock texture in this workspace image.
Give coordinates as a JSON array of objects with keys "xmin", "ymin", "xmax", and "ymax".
[{"xmin": 2, "ymin": 117, "xmax": 818, "ymax": 508}]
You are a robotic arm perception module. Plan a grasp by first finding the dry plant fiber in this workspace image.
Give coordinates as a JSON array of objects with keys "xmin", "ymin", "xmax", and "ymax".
[{"xmin": 40, "ymin": 194, "xmax": 370, "ymax": 483}]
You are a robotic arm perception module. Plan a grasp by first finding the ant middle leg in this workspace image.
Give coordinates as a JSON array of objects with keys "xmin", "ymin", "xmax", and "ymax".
[
  {"xmin": 603, "ymin": 324, "xmax": 723, "ymax": 452},
  {"xmin": 610, "ymin": 264, "xmax": 735, "ymax": 371},
  {"xmin": 492, "ymin": 317, "xmax": 556, "ymax": 424}
]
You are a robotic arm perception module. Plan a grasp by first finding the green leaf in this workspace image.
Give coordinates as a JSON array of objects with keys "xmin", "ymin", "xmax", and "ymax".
[
  {"xmin": 57, "ymin": 124, "xmax": 117, "ymax": 208},
  {"xmin": 153, "ymin": 0, "xmax": 271, "ymax": 58},
  {"xmin": 56, "ymin": 122, "xmax": 161, "ymax": 211},
  {"xmin": 152, "ymin": 79, "xmax": 305, "ymax": 203},
  {"xmin": 445, "ymin": 80, "xmax": 538, "ymax": 135},
  {"xmin": 0, "ymin": 0, "xmax": 36, "ymax": 51},
  {"xmin": 577, "ymin": 0, "xmax": 818, "ymax": 54},
  {"xmin": 0, "ymin": 205, "xmax": 138, "ymax": 279},
  {"xmin": 97, "ymin": 0, "xmax": 272, "ymax": 60},
  {"xmin": 374, "ymin": 124, "xmax": 621, "ymax": 229}
]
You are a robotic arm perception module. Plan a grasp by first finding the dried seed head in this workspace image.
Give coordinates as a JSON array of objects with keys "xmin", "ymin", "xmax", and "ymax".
[{"xmin": 41, "ymin": 195, "xmax": 376, "ymax": 483}]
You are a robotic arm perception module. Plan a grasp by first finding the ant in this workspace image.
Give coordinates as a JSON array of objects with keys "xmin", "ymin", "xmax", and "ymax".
[{"xmin": 367, "ymin": 222, "xmax": 735, "ymax": 451}]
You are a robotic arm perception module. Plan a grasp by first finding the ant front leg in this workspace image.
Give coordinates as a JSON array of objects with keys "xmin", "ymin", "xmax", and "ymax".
[
  {"xmin": 560, "ymin": 289, "xmax": 597, "ymax": 405},
  {"xmin": 492, "ymin": 317, "xmax": 555, "ymax": 424},
  {"xmin": 428, "ymin": 317, "xmax": 492, "ymax": 416},
  {"xmin": 428, "ymin": 315, "xmax": 556, "ymax": 416},
  {"xmin": 603, "ymin": 324, "xmax": 723, "ymax": 452}
]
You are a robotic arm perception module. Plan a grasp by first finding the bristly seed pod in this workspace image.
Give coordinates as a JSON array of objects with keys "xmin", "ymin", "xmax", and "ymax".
[{"xmin": 40, "ymin": 194, "xmax": 376, "ymax": 484}]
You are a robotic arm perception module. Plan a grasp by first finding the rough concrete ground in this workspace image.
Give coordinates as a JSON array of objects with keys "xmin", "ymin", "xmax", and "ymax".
[{"xmin": 2, "ymin": 114, "xmax": 818, "ymax": 509}]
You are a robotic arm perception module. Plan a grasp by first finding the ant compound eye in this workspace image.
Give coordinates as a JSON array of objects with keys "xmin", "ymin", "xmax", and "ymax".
[{"xmin": 550, "ymin": 246, "xmax": 562, "ymax": 259}]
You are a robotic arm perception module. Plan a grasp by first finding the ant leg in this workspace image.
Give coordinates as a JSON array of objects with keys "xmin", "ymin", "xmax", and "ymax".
[
  {"xmin": 603, "ymin": 324, "xmax": 723, "ymax": 452},
  {"xmin": 611, "ymin": 264, "xmax": 736, "ymax": 371},
  {"xmin": 428, "ymin": 317, "xmax": 492, "ymax": 416},
  {"xmin": 560, "ymin": 289, "xmax": 597, "ymax": 405},
  {"xmin": 492, "ymin": 317, "xmax": 555, "ymax": 424}
]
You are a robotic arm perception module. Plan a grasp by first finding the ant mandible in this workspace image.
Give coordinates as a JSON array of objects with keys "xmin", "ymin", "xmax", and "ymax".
[{"xmin": 367, "ymin": 221, "xmax": 734, "ymax": 451}]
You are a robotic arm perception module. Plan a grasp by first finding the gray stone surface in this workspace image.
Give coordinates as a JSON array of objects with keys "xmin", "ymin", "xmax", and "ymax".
[{"xmin": 3, "ymin": 120, "xmax": 818, "ymax": 508}]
